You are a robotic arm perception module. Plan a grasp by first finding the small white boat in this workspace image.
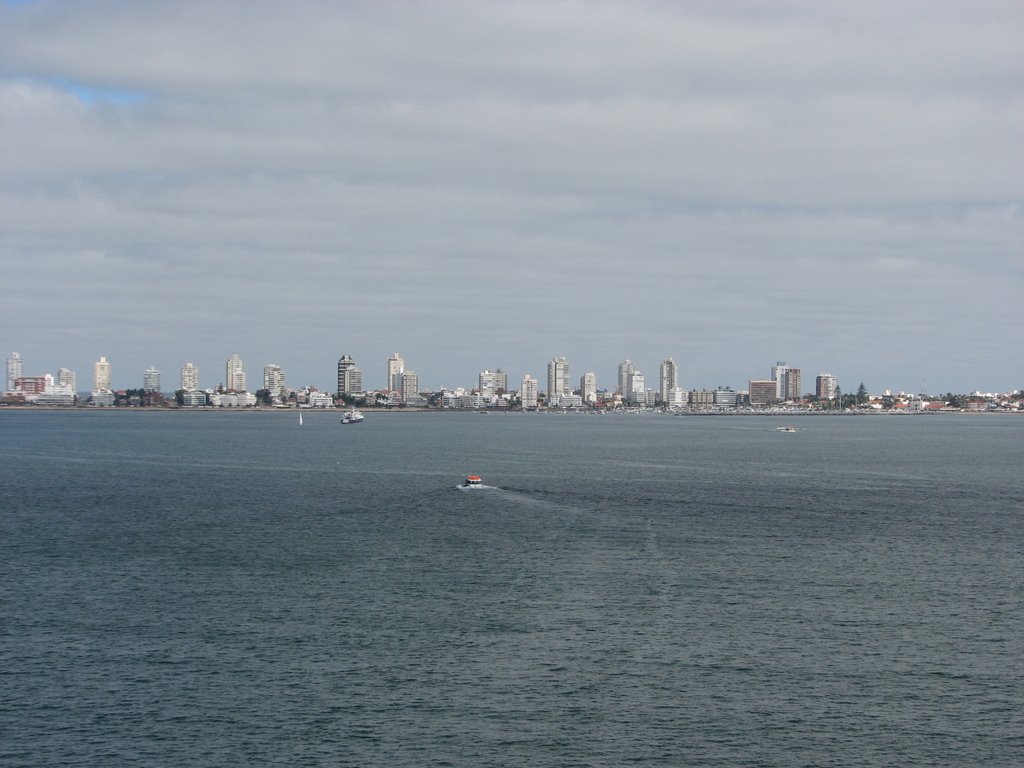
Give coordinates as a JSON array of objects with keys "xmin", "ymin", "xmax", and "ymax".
[
  {"xmin": 340, "ymin": 408, "xmax": 365, "ymax": 424},
  {"xmin": 777, "ymin": 425, "xmax": 797, "ymax": 432},
  {"xmin": 462, "ymin": 474, "xmax": 483, "ymax": 488}
]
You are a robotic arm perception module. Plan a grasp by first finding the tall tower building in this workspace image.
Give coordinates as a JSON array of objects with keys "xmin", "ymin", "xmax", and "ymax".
[
  {"xmin": 771, "ymin": 361, "xmax": 788, "ymax": 400},
  {"xmin": 521, "ymin": 374, "xmax": 538, "ymax": 408},
  {"xmin": 143, "ymin": 366, "xmax": 161, "ymax": 392},
  {"xmin": 479, "ymin": 370, "xmax": 500, "ymax": 397},
  {"xmin": 547, "ymin": 356, "xmax": 570, "ymax": 398},
  {"xmin": 627, "ymin": 370, "xmax": 645, "ymax": 405},
  {"xmin": 57, "ymin": 367, "xmax": 76, "ymax": 392},
  {"xmin": 226, "ymin": 353, "xmax": 246, "ymax": 392},
  {"xmin": 337, "ymin": 355, "xmax": 363, "ymax": 397},
  {"xmin": 181, "ymin": 362, "xmax": 199, "ymax": 391},
  {"xmin": 784, "ymin": 368, "xmax": 802, "ymax": 401},
  {"xmin": 579, "ymin": 372, "xmax": 597, "ymax": 404},
  {"xmin": 816, "ymin": 373, "xmax": 838, "ymax": 400},
  {"xmin": 617, "ymin": 359, "xmax": 635, "ymax": 395},
  {"xmin": 94, "ymin": 356, "xmax": 111, "ymax": 391},
  {"xmin": 400, "ymin": 370, "xmax": 419, "ymax": 404},
  {"xmin": 387, "ymin": 353, "xmax": 404, "ymax": 392},
  {"xmin": 263, "ymin": 364, "xmax": 285, "ymax": 397},
  {"xmin": 659, "ymin": 358, "xmax": 678, "ymax": 404},
  {"xmin": 6, "ymin": 352, "xmax": 23, "ymax": 392}
]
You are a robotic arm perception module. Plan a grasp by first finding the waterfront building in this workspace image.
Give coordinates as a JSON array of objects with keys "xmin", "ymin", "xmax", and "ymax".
[
  {"xmin": 521, "ymin": 375, "xmax": 538, "ymax": 408},
  {"xmin": 387, "ymin": 353, "xmax": 404, "ymax": 392},
  {"xmin": 547, "ymin": 356, "xmax": 570, "ymax": 398},
  {"xmin": 816, "ymin": 373, "xmax": 838, "ymax": 401},
  {"xmin": 479, "ymin": 369, "xmax": 502, "ymax": 397},
  {"xmin": 617, "ymin": 359, "xmax": 635, "ymax": 395},
  {"xmin": 94, "ymin": 356, "xmax": 111, "ymax": 392},
  {"xmin": 784, "ymin": 368, "xmax": 802, "ymax": 401},
  {"xmin": 659, "ymin": 358, "xmax": 678, "ymax": 404},
  {"xmin": 181, "ymin": 390, "xmax": 207, "ymax": 407},
  {"xmin": 90, "ymin": 389, "xmax": 115, "ymax": 407},
  {"xmin": 263, "ymin": 364, "xmax": 285, "ymax": 397},
  {"xmin": 689, "ymin": 389, "xmax": 715, "ymax": 409},
  {"xmin": 307, "ymin": 391, "xmax": 334, "ymax": 408},
  {"xmin": 551, "ymin": 393, "xmax": 584, "ymax": 408},
  {"xmin": 400, "ymin": 370, "xmax": 420, "ymax": 405},
  {"xmin": 143, "ymin": 366, "xmax": 161, "ymax": 393},
  {"xmin": 579, "ymin": 372, "xmax": 598, "ymax": 404},
  {"xmin": 666, "ymin": 387, "xmax": 688, "ymax": 408},
  {"xmin": 627, "ymin": 370, "xmax": 645, "ymax": 405},
  {"xmin": 714, "ymin": 387, "xmax": 738, "ymax": 408},
  {"xmin": 225, "ymin": 353, "xmax": 246, "ymax": 392},
  {"xmin": 181, "ymin": 362, "xmax": 198, "ymax": 392},
  {"xmin": 337, "ymin": 355, "xmax": 363, "ymax": 397},
  {"xmin": 15, "ymin": 376, "xmax": 47, "ymax": 394},
  {"xmin": 57, "ymin": 367, "xmax": 76, "ymax": 392},
  {"xmin": 772, "ymin": 361, "xmax": 788, "ymax": 400},
  {"xmin": 749, "ymin": 379, "xmax": 777, "ymax": 406},
  {"xmin": 6, "ymin": 352, "xmax": 22, "ymax": 392}
]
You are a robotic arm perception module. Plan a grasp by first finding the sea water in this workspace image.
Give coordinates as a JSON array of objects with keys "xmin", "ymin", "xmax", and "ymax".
[{"xmin": 1, "ymin": 410, "xmax": 1021, "ymax": 766}]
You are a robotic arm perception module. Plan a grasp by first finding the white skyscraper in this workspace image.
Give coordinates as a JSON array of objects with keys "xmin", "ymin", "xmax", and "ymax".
[
  {"xmin": 387, "ymin": 352, "xmax": 404, "ymax": 392},
  {"xmin": 94, "ymin": 356, "xmax": 111, "ymax": 391},
  {"xmin": 521, "ymin": 374, "xmax": 538, "ymax": 408},
  {"xmin": 579, "ymin": 372, "xmax": 598, "ymax": 404},
  {"xmin": 627, "ymin": 370, "xmax": 645, "ymax": 405},
  {"xmin": 771, "ymin": 361, "xmax": 788, "ymax": 400},
  {"xmin": 400, "ymin": 370, "xmax": 419, "ymax": 404},
  {"xmin": 57, "ymin": 367, "xmax": 76, "ymax": 392},
  {"xmin": 6, "ymin": 352, "xmax": 23, "ymax": 392},
  {"xmin": 143, "ymin": 366, "xmax": 161, "ymax": 392},
  {"xmin": 226, "ymin": 353, "xmax": 246, "ymax": 392},
  {"xmin": 547, "ymin": 356, "xmax": 570, "ymax": 398},
  {"xmin": 181, "ymin": 362, "xmax": 199, "ymax": 391},
  {"xmin": 659, "ymin": 358, "xmax": 678, "ymax": 404},
  {"xmin": 263, "ymin": 364, "xmax": 285, "ymax": 397}
]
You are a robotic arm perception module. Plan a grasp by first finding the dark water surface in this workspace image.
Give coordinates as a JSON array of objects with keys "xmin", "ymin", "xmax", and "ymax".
[{"xmin": 2, "ymin": 410, "xmax": 1022, "ymax": 766}]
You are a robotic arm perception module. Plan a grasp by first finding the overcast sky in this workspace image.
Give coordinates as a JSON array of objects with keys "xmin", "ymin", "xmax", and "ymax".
[{"xmin": 2, "ymin": 0, "xmax": 1021, "ymax": 395}]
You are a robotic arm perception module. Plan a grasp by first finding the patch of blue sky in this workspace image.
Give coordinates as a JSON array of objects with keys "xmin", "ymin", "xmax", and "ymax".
[{"xmin": 48, "ymin": 76, "xmax": 149, "ymax": 105}]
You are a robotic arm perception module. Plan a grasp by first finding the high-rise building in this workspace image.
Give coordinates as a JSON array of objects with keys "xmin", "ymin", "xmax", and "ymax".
[
  {"xmin": 547, "ymin": 356, "xmax": 570, "ymax": 397},
  {"xmin": 659, "ymin": 358, "xmax": 678, "ymax": 404},
  {"xmin": 400, "ymin": 370, "xmax": 419, "ymax": 405},
  {"xmin": 784, "ymin": 368, "xmax": 802, "ymax": 401},
  {"xmin": 816, "ymin": 373, "xmax": 838, "ymax": 400},
  {"xmin": 627, "ymin": 370, "xmax": 645, "ymax": 405},
  {"xmin": 617, "ymin": 360, "xmax": 635, "ymax": 395},
  {"xmin": 263, "ymin": 364, "xmax": 285, "ymax": 397},
  {"xmin": 479, "ymin": 369, "xmax": 503, "ymax": 397},
  {"xmin": 94, "ymin": 356, "xmax": 111, "ymax": 391},
  {"xmin": 387, "ymin": 353, "xmax": 404, "ymax": 392},
  {"xmin": 181, "ymin": 362, "xmax": 198, "ymax": 391},
  {"xmin": 6, "ymin": 352, "xmax": 23, "ymax": 392},
  {"xmin": 337, "ymin": 355, "xmax": 363, "ymax": 397},
  {"xmin": 521, "ymin": 375, "xmax": 538, "ymax": 408},
  {"xmin": 226, "ymin": 353, "xmax": 246, "ymax": 392},
  {"xmin": 749, "ymin": 379, "xmax": 777, "ymax": 406},
  {"xmin": 771, "ymin": 361, "xmax": 788, "ymax": 400},
  {"xmin": 579, "ymin": 372, "xmax": 598, "ymax": 403},
  {"xmin": 57, "ymin": 367, "xmax": 76, "ymax": 392},
  {"xmin": 714, "ymin": 387, "xmax": 738, "ymax": 408},
  {"xmin": 143, "ymin": 366, "xmax": 161, "ymax": 392}
]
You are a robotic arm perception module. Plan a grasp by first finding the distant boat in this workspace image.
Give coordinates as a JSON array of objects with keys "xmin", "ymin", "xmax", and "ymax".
[
  {"xmin": 777, "ymin": 425, "xmax": 797, "ymax": 432},
  {"xmin": 299, "ymin": 411, "xmax": 303, "ymax": 426},
  {"xmin": 340, "ymin": 407, "xmax": 365, "ymax": 424},
  {"xmin": 462, "ymin": 475, "xmax": 483, "ymax": 488}
]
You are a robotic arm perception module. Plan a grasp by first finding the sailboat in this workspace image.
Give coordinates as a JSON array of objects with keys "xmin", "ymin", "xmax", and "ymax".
[{"xmin": 299, "ymin": 411, "xmax": 304, "ymax": 426}]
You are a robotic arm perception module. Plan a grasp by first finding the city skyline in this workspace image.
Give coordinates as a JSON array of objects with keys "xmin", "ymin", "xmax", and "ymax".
[
  {"xmin": 2, "ymin": 2, "xmax": 1021, "ymax": 394},
  {"xmin": 3, "ymin": 348, "xmax": 1014, "ymax": 400}
]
